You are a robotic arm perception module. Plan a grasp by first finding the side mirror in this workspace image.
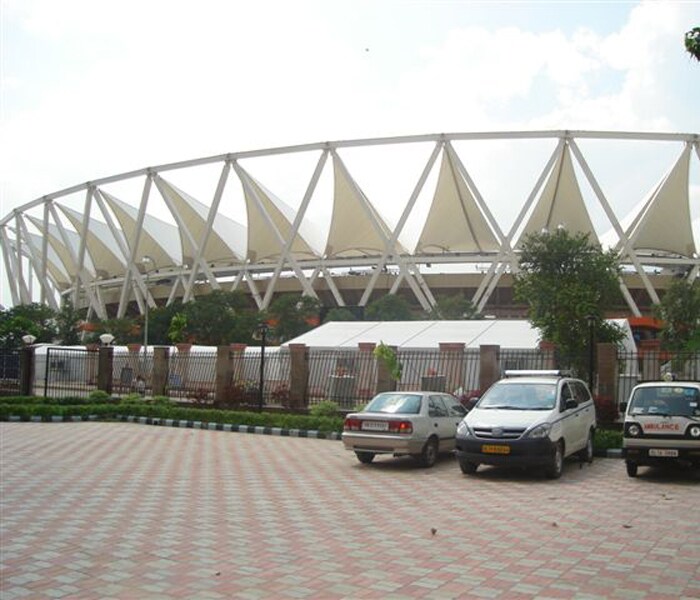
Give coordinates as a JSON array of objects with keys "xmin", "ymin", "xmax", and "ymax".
[
  {"xmin": 565, "ymin": 399, "xmax": 577, "ymax": 411},
  {"xmin": 619, "ymin": 402, "xmax": 627, "ymax": 413},
  {"xmin": 465, "ymin": 397, "xmax": 479, "ymax": 411}
]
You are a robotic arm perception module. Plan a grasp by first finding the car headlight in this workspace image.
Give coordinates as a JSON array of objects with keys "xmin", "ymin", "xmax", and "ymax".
[
  {"xmin": 525, "ymin": 422, "xmax": 552, "ymax": 439},
  {"xmin": 457, "ymin": 421, "xmax": 473, "ymax": 437},
  {"xmin": 689, "ymin": 425, "xmax": 700, "ymax": 439},
  {"xmin": 627, "ymin": 423, "xmax": 642, "ymax": 437}
]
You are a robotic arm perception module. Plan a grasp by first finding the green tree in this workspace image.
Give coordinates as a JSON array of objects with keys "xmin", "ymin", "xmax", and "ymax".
[
  {"xmin": 514, "ymin": 229, "xmax": 624, "ymax": 370},
  {"xmin": 365, "ymin": 294, "xmax": 413, "ymax": 321},
  {"xmin": 0, "ymin": 303, "xmax": 57, "ymax": 349},
  {"xmin": 323, "ymin": 307, "xmax": 358, "ymax": 322},
  {"xmin": 268, "ymin": 294, "xmax": 320, "ymax": 342},
  {"xmin": 654, "ymin": 279, "xmax": 700, "ymax": 352},
  {"xmin": 54, "ymin": 298, "xmax": 85, "ymax": 345},
  {"xmin": 428, "ymin": 294, "xmax": 480, "ymax": 320},
  {"xmin": 181, "ymin": 290, "xmax": 259, "ymax": 346},
  {"xmin": 685, "ymin": 27, "xmax": 700, "ymax": 62}
]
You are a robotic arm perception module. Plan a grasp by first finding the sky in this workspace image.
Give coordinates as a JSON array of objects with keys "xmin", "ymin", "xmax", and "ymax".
[{"xmin": 0, "ymin": 0, "xmax": 699, "ymax": 305}]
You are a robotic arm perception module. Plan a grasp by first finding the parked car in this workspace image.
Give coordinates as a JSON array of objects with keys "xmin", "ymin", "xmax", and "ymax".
[
  {"xmin": 455, "ymin": 371, "xmax": 596, "ymax": 479},
  {"xmin": 342, "ymin": 391, "xmax": 467, "ymax": 467},
  {"xmin": 621, "ymin": 380, "xmax": 700, "ymax": 477}
]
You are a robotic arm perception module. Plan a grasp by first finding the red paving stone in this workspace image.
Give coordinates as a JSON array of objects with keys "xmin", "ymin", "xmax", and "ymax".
[{"xmin": 1, "ymin": 421, "xmax": 699, "ymax": 599}]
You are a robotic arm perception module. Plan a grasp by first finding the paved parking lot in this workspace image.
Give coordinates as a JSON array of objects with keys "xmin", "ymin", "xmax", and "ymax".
[{"xmin": 1, "ymin": 422, "xmax": 698, "ymax": 599}]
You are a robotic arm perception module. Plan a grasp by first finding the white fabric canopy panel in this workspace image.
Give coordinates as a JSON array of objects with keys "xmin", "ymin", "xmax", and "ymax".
[{"xmin": 1, "ymin": 131, "xmax": 697, "ymax": 314}]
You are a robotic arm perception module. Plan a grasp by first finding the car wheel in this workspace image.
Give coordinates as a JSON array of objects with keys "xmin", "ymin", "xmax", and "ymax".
[
  {"xmin": 578, "ymin": 430, "xmax": 594, "ymax": 463},
  {"xmin": 418, "ymin": 437, "xmax": 438, "ymax": 468},
  {"xmin": 355, "ymin": 451, "xmax": 375, "ymax": 464},
  {"xmin": 626, "ymin": 461, "xmax": 638, "ymax": 478},
  {"xmin": 545, "ymin": 441, "xmax": 564, "ymax": 479},
  {"xmin": 459, "ymin": 459, "xmax": 478, "ymax": 475}
]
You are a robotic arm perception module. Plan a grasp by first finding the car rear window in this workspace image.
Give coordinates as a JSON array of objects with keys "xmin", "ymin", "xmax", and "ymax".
[{"xmin": 364, "ymin": 393, "xmax": 422, "ymax": 414}]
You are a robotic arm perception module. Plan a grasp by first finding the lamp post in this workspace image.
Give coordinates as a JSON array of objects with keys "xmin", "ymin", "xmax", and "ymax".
[
  {"xmin": 141, "ymin": 256, "xmax": 155, "ymax": 365},
  {"xmin": 99, "ymin": 333, "xmax": 115, "ymax": 346},
  {"xmin": 255, "ymin": 322, "xmax": 270, "ymax": 412},
  {"xmin": 586, "ymin": 315, "xmax": 596, "ymax": 392}
]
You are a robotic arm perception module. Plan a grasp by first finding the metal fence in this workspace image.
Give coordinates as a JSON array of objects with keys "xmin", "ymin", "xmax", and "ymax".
[
  {"xmin": 0, "ymin": 348, "xmax": 20, "ymax": 396},
  {"xmin": 41, "ymin": 347, "xmax": 98, "ymax": 398},
  {"xmin": 30, "ymin": 345, "xmax": 700, "ymax": 409}
]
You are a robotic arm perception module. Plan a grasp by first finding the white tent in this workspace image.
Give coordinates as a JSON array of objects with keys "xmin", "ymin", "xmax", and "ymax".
[{"xmin": 284, "ymin": 319, "xmax": 637, "ymax": 351}]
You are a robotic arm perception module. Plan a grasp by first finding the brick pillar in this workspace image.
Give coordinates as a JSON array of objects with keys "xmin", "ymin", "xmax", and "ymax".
[
  {"xmin": 19, "ymin": 345, "xmax": 35, "ymax": 397},
  {"xmin": 215, "ymin": 345, "xmax": 234, "ymax": 405},
  {"xmin": 538, "ymin": 340, "xmax": 557, "ymax": 369},
  {"xmin": 479, "ymin": 345, "xmax": 500, "ymax": 393},
  {"xmin": 229, "ymin": 343, "xmax": 247, "ymax": 384},
  {"xmin": 593, "ymin": 343, "xmax": 616, "ymax": 398},
  {"xmin": 438, "ymin": 342, "xmax": 465, "ymax": 394},
  {"xmin": 97, "ymin": 346, "xmax": 114, "ymax": 395},
  {"xmin": 152, "ymin": 346, "xmax": 169, "ymax": 397},
  {"xmin": 595, "ymin": 342, "xmax": 619, "ymax": 422},
  {"xmin": 289, "ymin": 344, "xmax": 309, "ymax": 409},
  {"xmin": 357, "ymin": 343, "xmax": 377, "ymax": 401},
  {"xmin": 376, "ymin": 345, "xmax": 398, "ymax": 394},
  {"xmin": 640, "ymin": 339, "xmax": 661, "ymax": 381}
]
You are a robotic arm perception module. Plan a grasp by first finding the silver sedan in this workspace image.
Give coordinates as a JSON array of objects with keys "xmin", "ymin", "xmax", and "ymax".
[{"xmin": 342, "ymin": 391, "xmax": 468, "ymax": 467}]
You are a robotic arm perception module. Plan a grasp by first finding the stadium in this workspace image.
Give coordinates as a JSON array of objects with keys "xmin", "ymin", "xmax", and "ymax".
[{"xmin": 1, "ymin": 130, "xmax": 698, "ymax": 320}]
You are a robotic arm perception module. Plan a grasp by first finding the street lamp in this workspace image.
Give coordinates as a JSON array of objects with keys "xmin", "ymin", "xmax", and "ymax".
[
  {"xmin": 254, "ymin": 322, "xmax": 270, "ymax": 412},
  {"xmin": 586, "ymin": 314, "xmax": 596, "ymax": 392},
  {"xmin": 99, "ymin": 333, "xmax": 115, "ymax": 346},
  {"xmin": 22, "ymin": 334, "xmax": 37, "ymax": 345},
  {"xmin": 141, "ymin": 256, "xmax": 156, "ymax": 362}
]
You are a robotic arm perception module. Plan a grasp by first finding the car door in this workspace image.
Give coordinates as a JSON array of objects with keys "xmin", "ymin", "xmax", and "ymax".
[
  {"xmin": 559, "ymin": 382, "xmax": 581, "ymax": 454},
  {"xmin": 428, "ymin": 395, "xmax": 456, "ymax": 449},
  {"xmin": 570, "ymin": 380, "xmax": 594, "ymax": 450}
]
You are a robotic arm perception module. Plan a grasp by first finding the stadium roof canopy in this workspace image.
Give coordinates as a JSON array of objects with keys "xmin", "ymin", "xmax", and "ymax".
[{"xmin": 1, "ymin": 130, "xmax": 698, "ymax": 319}]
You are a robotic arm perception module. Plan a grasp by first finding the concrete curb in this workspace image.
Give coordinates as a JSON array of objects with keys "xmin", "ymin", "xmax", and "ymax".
[{"xmin": 2, "ymin": 414, "xmax": 342, "ymax": 441}]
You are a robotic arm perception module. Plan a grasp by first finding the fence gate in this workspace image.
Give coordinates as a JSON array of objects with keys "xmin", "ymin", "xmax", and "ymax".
[{"xmin": 43, "ymin": 347, "xmax": 98, "ymax": 398}]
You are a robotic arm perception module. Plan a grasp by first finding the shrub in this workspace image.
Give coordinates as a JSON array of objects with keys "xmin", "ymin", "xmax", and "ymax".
[
  {"xmin": 309, "ymin": 400, "xmax": 340, "ymax": 417},
  {"xmin": 593, "ymin": 428, "xmax": 622, "ymax": 452},
  {"xmin": 88, "ymin": 390, "xmax": 112, "ymax": 402}
]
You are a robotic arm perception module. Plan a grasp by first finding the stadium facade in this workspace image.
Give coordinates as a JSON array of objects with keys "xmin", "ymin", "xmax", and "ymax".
[{"xmin": 1, "ymin": 131, "xmax": 698, "ymax": 320}]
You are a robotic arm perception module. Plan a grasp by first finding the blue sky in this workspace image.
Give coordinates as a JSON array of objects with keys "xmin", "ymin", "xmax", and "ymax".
[{"xmin": 0, "ymin": 0, "xmax": 699, "ymax": 304}]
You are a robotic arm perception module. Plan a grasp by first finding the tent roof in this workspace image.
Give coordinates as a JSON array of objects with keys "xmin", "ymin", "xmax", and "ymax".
[
  {"xmin": 284, "ymin": 318, "xmax": 636, "ymax": 351},
  {"xmin": 284, "ymin": 319, "xmax": 543, "ymax": 349}
]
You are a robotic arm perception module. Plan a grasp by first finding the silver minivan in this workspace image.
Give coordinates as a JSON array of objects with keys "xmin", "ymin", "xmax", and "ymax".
[{"xmin": 455, "ymin": 371, "xmax": 597, "ymax": 478}]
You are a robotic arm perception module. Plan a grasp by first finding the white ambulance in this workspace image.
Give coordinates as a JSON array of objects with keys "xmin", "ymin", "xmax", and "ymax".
[{"xmin": 621, "ymin": 380, "xmax": 700, "ymax": 477}]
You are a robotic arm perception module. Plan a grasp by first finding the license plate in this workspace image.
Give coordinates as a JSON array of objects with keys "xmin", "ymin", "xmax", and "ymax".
[
  {"xmin": 482, "ymin": 444, "xmax": 510, "ymax": 454},
  {"xmin": 649, "ymin": 448, "xmax": 678, "ymax": 457},
  {"xmin": 361, "ymin": 420, "xmax": 388, "ymax": 432}
]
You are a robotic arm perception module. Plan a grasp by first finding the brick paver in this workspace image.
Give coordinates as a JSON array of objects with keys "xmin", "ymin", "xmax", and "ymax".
[{"xmin": 0, "ymin": 422, "xmax": 698, "ymax": 599}]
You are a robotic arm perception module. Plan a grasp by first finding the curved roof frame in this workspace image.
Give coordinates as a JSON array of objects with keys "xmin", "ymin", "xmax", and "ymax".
[{"xmin": 2, "ymin": 131, "xmax": 698, "ymax": 317}]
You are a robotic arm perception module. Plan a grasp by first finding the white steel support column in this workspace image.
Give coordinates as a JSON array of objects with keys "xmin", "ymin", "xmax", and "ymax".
[
  {"xmin": 569, "ymin": 139, "xmax": 648, "ymax": 315},
  {"xmin": 475, "ymin": 138, "xmax": 566, "ymax": 311},
  {"xmin": 0, "ymin": 227, "xmax": 20, "ymax": 306},
  {"xmin": 94, "ymin": 189, "xmax": 147, "ymax": 315},
  {"xmin": 360, "ymin": 141, "xmax": 443, "ymax": 307},
  {"xmin": 153, "ymin": 174, "xmax": 219, "ymax": 299},
  {"xmin": 261, "ymin": 149, "xmax": 329, "ymax": 308},
  {"xmin": 183, "ymin": 160, "xmax": 232, "ymax": 302},
  {"xmin": 14, "ymin": 217, "xmax": 58, "ymax": 310},
  {"xmin": 117, "ymin": 174, "xmax": 153, "ymax": 318},
  {"xmin": 232, "ymin": 161, "xmax": 318, "ymax": 303}
]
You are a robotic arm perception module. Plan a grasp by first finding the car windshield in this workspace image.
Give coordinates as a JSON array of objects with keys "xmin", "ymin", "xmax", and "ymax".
[
  {"xmin": 478, "ymin": 382, "xmax": 556, "ymax": 410},
  {"xmin": 629, "ymin": 386, "xmax": 700, "ymax": 417},
  {"xmin": 364, "ymin": 393, "xmax": 422, "ymax": 414}
]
